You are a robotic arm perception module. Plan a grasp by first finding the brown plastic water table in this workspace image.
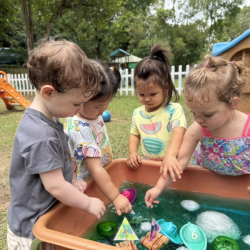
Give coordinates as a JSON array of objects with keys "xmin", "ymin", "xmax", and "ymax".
[{"xmin": 32, "ymin": 158, "xmax": 250, "ymax": 250}]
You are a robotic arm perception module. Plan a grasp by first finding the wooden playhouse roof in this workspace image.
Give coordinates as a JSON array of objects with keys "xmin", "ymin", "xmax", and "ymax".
[{"xmin": 212, "ymin": 29, "xmax": 250, "ymax": 56}]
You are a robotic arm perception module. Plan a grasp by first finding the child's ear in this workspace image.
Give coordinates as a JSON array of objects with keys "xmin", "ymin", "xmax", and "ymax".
[
  {"xmin": 230, "ymin": 96, "xmax": 240, "ymax": 110},
  {"xmin": 40, "ymin": 85, "xmax": 56, "ymax": 100},
  {"xmin": 164, "ymin": 84, "xmax": 169, "ymax": 95}
]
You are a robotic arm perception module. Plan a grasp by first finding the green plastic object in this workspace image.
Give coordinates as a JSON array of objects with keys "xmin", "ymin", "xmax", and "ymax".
[
  {"xmin": 96, "ymin": 221, "xmax": 118, "ymax": 238},
  {"xmin": 212, "ymin": 236, "xmax": 240, "ymax": 250},
  {"xmin": 128, "ymin": 217, "xmax": 143, "ymax": 225},
  {"xmin": 30, "ymin": 238, "xmax": 43, "ymax": 250},
  {"xmin": 180, "ymin": 222, "xmax": 207, "ymax": 250},
  {"xmin": 127, "ymin": 214, "xmax": 144, "ymax": 225}
]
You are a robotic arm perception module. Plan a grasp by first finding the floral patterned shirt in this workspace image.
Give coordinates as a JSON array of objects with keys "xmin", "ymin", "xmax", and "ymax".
[
  {"xmin": 191, "ymin": 114, "xmax": 250, "ymax": 175},
  {"xmin": 64, "ymin": 116, "xmax": 113, "ymax": 180}
]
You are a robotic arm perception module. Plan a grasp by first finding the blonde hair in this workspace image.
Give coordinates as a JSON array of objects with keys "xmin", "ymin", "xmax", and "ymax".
[
  {"xmin": 184, "ymin": 55, "xmax": 248, "ymax": 105},
  {"xmin": 27, "ymin": 39, "xmax": 98, "ymax": 96}
]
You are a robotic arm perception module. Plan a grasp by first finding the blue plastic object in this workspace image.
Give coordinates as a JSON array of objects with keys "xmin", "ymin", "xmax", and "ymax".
[
  {"xmin": 157, "ymin": 219, "xmax": 183, "ymax": 245},
  {"xmin": 212, "ymin": 28, "xmax": 250, "ymax": 56},
  {"xmin": 180, "ymin": 222, "xmax": 207, "ymax": 250},
  {"xmin": 110, "ymin": 48, "xmax": 130, "ymax": 56},
  {"xmin": 102, "ymin": 110, "xmax": 111, "ymax": 122}
]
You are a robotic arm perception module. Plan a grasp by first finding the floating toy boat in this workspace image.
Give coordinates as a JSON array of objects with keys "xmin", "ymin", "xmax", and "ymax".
[
  {"xmin": 120, "ymin": 188, "xmax": 137, "ymax": 204},
  {"xmin": 157, "ymin": 219, "xmax": 183, "ymax": 245},
  {"xmin": 212, "ymin": 236, "xmax": 240, "ymax": 250},
  {"xmin": 180, "ymin": 222, "xmax": 207, "ymax": 250}
]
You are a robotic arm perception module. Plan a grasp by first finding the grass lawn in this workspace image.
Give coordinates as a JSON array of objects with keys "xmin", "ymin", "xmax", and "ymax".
[
  {"xmin": 0, "ymin": 93, "xmax": 193, "ymax": 249},
  {"xmin": 0, "ymin": 66, "xmax": 27, "ymax": 75}
]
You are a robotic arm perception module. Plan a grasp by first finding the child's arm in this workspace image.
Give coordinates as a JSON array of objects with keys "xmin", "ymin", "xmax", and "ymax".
[
  {"xmin": 84, "ymin": 157, "xmax": 132, "ymax": 216},
  {"xmin": 160, "ymin": 127, "xmax": 186, "ymax": 180},
  {"xmin": 145, "ymin": 122, "xmax": 202, "ymax": 208},
  {"xmin": 127, "ymin": 134, "xmax": 141, "ymax": 168},
  {"xmin": 40, "ymin": 169, "xmax": 106, "ymax": 219}
]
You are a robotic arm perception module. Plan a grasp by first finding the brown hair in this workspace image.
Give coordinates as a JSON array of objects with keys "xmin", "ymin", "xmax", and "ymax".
[
  {"xmin": 27, "ymin": 39, "xmax": 98, "ymax": 96},
  {"xmin": 184, "ymin": 55, "xmax": 248, "ymax": 105},
  {"xmin": 90, "ymin": 60, "xmax": 121, "ymax": 101},
  {"xmin": 134, "ymin": 43, "xmax": 179, "ymax": 107}
]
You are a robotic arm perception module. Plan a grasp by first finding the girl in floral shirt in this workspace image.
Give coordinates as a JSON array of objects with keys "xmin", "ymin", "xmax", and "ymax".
[
  {"xmin": 64, "ymin": 61, "xmax": 132, "ymax": 215},
  {"xmin": 145, "ymin": 55, "xmax": 250, "ymax": 208}
]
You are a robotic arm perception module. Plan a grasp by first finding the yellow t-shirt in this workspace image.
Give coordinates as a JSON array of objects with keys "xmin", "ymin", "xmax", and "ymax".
[{"xmin": 130, "ymin": 102, "xmax": 187, "ymax": 160}]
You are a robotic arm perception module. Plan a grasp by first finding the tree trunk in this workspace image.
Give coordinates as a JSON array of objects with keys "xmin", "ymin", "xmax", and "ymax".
[
  {"xmin": 42, "ymin": 0, "xmax": 67, "ymax": 40},
  {"xmin": 20, "ymin": 0, "xmax": 33, "ymax": 53}
]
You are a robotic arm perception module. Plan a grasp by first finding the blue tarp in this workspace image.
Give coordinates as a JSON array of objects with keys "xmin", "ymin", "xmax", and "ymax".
[
  {"xmin": 212, "ymin": 29, "xmax": 250, "ymax": 56},
  {"xmin": 110, "ymin": 48, "xmax": 130, "ymax": 57}
]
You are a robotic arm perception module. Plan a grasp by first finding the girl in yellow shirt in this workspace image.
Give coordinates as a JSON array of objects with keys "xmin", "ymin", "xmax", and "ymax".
[{"xmin": 127, "ymin": 44, "xmax": 187, "ymax": 185}]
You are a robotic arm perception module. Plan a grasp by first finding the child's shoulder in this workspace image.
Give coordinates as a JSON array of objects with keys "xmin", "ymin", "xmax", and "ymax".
[
  {"xmin": 132, "ymin": 105, "xmax": 144, "ymax": 116},
  {"xmin": 167, "ymin": 102, "xmax": 183, "ymax": 109},
  {"xmin": 19, "ymin": 108, "xmax": 60, "ymax": 134},
  {"xmin": 64, "ymin": 115, "xmax": 91, "ymax": 134},
  {"xmin": 164, "ymin": 102, "xmax": 184, "ymax": 113},
  {"xmin": 16, "ymin": 109, "xmax": 64, "ymax": 150}
]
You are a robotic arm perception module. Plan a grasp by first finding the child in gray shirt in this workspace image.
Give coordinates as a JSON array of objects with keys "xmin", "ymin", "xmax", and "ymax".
[{"xmin": 7, "ymin": 39, "xmax": 106, "ymax": 249}]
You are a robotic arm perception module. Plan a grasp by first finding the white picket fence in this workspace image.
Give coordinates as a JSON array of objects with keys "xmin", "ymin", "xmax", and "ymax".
[
  {"xmin": 119, "ymin": 65, "xmax": 190, "ymax": 96},
  {"xmin": 2, "ymin": 65, "xmax": 190, "ymax": 96}
]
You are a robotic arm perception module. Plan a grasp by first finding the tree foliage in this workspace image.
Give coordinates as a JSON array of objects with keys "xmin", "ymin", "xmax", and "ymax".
[
  {"xmin": 1, "ymin": 0, "xmax": 249, "ymax": 66},
  {"xmin": 0, "ymin": 0, "xmax": 17, "ymax": 47}
]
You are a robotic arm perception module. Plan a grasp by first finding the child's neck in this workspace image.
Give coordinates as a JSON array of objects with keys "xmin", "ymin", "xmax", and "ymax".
[
  {"xmin": 209, "ymin": 111, "xmax": 248, "ymax": 139},
  {"xmin": 76, "ymin": 112, "xmax": 97, "ymax": 121},
  {"xmin": 145, "ymin": 103, "xmax": 163, "ymax": 113},
  {"xmin": 30, "ymin": 91, "xmax": 57, "ymax": 122}
]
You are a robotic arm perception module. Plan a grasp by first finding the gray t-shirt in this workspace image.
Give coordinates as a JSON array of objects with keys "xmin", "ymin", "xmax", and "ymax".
[{"xmin": 7, "ymin": 108, "xmax": 73, "ymax": 239}]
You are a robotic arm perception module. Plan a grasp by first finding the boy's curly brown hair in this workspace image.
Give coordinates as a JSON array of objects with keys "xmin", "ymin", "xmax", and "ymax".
[{"xmin": 27, "ymin": 39, "xmax": 99, "ymax": 96}]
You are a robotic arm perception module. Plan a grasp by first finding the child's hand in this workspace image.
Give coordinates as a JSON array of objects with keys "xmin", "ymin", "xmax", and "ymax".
[
  {"xmin": 113, "ymin": 194, "xmax": 132, "ymax": 216},
  {"xmin": 72, "ymin": 179, "xmax": 87, "ymax": 193},
  {"xmin": 145, "ymin": 187, "xmax": 161, "ymax": 208},
  {"xmin": 86, "ymin": 197, "xmax": 106, "ymax": 220},
  {"xmin": 160, "ymin": 155, "xmax": 182, "ymax": 181},
  {"xmin": 127, "ymin": 152, "xmax": 141, "ymax": 169}
]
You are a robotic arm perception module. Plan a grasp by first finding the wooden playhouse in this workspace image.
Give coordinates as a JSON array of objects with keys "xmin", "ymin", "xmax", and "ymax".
[{"xmin": 212, "ymin": 29, "xmax": 250, "ymax": 113}]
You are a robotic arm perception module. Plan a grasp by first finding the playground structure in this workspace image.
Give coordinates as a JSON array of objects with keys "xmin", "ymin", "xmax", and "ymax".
[
  {"xmin": 32, "ymin": 159, "xmax": 250, "ymax": 250},
  {"xmin": 212, "ymin": 29, "xmax": 250, "ymax": 113},
  {"xmin": 0, "ymin": 71, "xmax": 31, "ymax": 110}
]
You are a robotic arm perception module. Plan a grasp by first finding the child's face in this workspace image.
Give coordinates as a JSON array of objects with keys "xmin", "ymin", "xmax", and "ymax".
[
  {"xmin": 77, "ymin": 98, "xmax": 112, "ymax": 120},
  {"xmin": 47, "ymin": 88, "xmax": 93, "ymax": 119},
  {"xmin": 136, "ymin": 81, "xmax": 167, "ymax": 112},
  {"xmin": 185, "ymin": 96, "xmax": 233, "ymax": 132}
]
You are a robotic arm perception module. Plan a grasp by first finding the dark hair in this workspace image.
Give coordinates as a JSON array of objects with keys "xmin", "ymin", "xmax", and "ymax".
[
  {"xmin": 27, "ymin": 39, "xmax": 99, "ymax": 96},
  {"xmin": 184, "ymin": 54, "xmax": 248, "ymax": 105},
  {"xmin": 134, "ymin": 43, "xmax": 179, "ymax": 106},
  {"xmin": 89, "ymin": 60, "xmax": 121, "ymax": 101}
]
